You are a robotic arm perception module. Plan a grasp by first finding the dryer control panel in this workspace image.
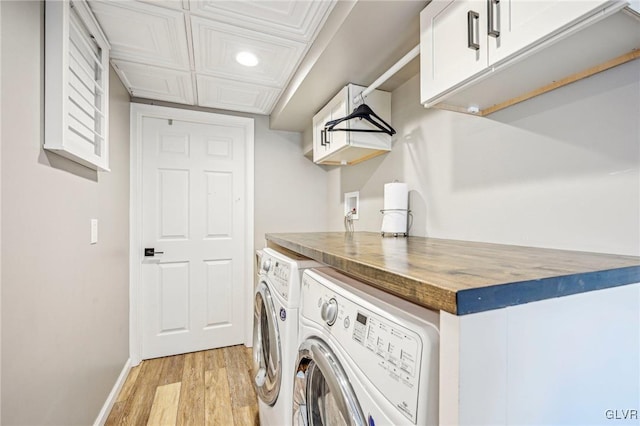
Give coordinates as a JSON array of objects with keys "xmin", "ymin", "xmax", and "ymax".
[
  {"xmin": 301, "ymin": 272, "xmax": 429, "ymax": 423},
  {"xmin": 259, "ymin": 248, "xmax": 321, "ymax": 304}
]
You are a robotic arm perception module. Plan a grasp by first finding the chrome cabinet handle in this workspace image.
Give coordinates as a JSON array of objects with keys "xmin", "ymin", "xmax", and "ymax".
[
  {"xmin": 467, "ymin": 10, "xmax": 480, "ymax": 50},
  {"xmin": 488, "ymin": 0, "xmax": 500, "ymax": 38}
]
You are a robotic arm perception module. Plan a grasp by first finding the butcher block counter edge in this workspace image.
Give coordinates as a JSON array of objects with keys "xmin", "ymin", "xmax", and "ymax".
[
  {"xmin": 456, "ymin": 265, "xmax": 639, "ymax": 314},
  {"xmin": 265, "ymin": 232, "xmax": 640, "ymax": 315}
]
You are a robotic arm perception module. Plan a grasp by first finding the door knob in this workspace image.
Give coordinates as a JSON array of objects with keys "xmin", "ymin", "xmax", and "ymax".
[{"xmin": 144, "ymin": 248, "xmax": 164, "ymax": 257}]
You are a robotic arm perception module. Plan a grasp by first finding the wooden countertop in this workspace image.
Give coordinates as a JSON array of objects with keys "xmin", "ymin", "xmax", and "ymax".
[{"xmin": 265, "ymin": 232, "xmax": 640, "ymax": 315}]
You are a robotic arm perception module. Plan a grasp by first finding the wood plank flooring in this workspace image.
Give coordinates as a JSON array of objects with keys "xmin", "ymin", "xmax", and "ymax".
[{"xmin": 106, "ymin": 345, "xmax": 259, "ymax": 426}]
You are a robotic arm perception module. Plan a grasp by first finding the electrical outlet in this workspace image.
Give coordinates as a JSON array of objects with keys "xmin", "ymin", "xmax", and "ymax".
[{"xmin": 344, "ymin": 191, "xmax": 359, "ymax": 220}]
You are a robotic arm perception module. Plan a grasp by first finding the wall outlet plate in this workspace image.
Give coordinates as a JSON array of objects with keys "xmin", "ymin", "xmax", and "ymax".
[{"xmin": 344, "ymin": 191, "xmax": 359, "ymax": 220}]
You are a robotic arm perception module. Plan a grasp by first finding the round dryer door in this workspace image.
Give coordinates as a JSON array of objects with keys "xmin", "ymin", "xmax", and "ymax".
[
  {"xmin": 293, "ymin": 338, "xmax": 366, "ymax": 426},
  {"xmin": 253, "ymin": 280, "xmax": 282, "ymax": 406}
]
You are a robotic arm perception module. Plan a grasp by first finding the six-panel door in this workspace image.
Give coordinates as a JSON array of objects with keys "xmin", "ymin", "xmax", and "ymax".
[{"xmin": 141, "ymin": 116, "xmax": 247, "ymax": 359}]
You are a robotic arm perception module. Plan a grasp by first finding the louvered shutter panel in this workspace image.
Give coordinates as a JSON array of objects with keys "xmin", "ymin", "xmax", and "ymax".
[{"xmin": 45, "ymin": 0, "xmax": 110, "ymax": 171}]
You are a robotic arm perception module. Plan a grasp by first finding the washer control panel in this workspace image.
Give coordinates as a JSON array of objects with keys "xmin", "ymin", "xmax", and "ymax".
[
  {"xmin": 265, "ymin": 257, "xmax": 292, "ymax": 300},
  {"xmin": 352, "ymin": 311, "xmax": 419, "ymax": 383},
  {"xmin": 301, "ymin": 273, "xmax": 423, "ymax": 423}
]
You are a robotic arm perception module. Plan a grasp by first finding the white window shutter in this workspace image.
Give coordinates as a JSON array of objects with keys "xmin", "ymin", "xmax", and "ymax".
[{"xmin": 45, "ymin": 0, "xmax": 111, "ymax": 171}]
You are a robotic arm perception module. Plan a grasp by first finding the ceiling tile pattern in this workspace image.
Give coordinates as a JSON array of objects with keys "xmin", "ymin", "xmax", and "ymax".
[
  {"xmin": 90, "ymin": 1, "xmax": 190, "ymax": 69},
  {"xmin": 197, "ymin": 75, "xmax": 280, "ymax": 113},
  {"xmin": 191, "ymin": 17, "xmax": 306, "ymax": 86},
  {"xmin": 91, "ymin": 0, "xmax": 335, "ymax": 114},
  {"xmin": 190, "ymin": 1, "xmax": 331, "ymax": 42},
  {"xmin": 112, "ymin": 60, "xmax": 195, "ymax": 104}
]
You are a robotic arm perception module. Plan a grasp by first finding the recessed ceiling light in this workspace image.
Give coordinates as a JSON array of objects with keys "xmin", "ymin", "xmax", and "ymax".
[{"xmin": 236, "ymin": 51, "xmax": 259, "ymax": 67}]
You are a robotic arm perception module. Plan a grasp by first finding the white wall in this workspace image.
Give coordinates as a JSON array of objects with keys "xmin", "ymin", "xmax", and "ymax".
[
  {"xmin": 253, "ymin": 115, "xmax": 329, "ymax": 250},
  {"xmin": 1, "ymin": 2, "xmax": 130, "ymax": 424},
  {"xmin": 326, "ymin": 61, "xmax": 640, "ymax": 255}
]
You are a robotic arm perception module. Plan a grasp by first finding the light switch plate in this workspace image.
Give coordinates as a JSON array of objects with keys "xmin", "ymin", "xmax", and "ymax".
[{"xmin": 90, "ymin": 219, "xmax": 98, "ymax": 244}]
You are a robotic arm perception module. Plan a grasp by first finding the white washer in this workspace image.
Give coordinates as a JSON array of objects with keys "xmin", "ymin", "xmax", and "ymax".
[
  {"xmin": 293, "ymin": 267, "xmax": 440, "ymax": 426},
  {"xmin": 253, "ymin": 248, "xmax": 321, "ymax": 426}
]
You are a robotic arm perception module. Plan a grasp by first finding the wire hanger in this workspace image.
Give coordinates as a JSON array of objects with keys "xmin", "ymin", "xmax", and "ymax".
[{"xmin": 324, "ymin": 95, "xmax": 396, "ymax": 136}]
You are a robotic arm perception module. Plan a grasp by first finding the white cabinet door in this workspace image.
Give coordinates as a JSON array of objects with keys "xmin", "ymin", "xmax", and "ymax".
[
  {"xmin": 488, "ymin": 0, "xmax": 610, "ymax": 64},
  {"xmin": 421, "ymin": 0, "xmax": 488, "ymax": 104},
  {"xmin": 324, "ymin": 87, "xmax": 349, "ymax": 157},
  {"xmin": 312, "ymin": 103, "xmax": 331, "ymax": 163},
  {"xmin": 420, "ymin": 0, "xmax": 617, "ymax": 108},
  {"xmin": 312, "ymin": 87, "xmax": 349, "ymax": 163}
]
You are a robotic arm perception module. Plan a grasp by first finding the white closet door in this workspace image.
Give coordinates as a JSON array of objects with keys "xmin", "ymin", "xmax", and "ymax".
[{"xmin": 140, "ymin": 116, "xmax": 247, "ymax": 359}]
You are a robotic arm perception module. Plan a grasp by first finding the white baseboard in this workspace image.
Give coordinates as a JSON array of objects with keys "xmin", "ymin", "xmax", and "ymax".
[{"xmin": 94, "ymin": 358, "xmax": 132, "ymax": 426}]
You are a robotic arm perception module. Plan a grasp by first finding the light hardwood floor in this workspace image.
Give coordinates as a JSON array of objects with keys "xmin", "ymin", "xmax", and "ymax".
[{"xmin": 106, "ymin": 345, "xmax": 259, "ymax": 426}]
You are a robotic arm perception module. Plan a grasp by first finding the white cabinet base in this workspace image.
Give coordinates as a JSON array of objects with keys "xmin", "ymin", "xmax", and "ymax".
[{"xmin": 440, "ymin": 283, "xmax": 640, "ymax": 425}]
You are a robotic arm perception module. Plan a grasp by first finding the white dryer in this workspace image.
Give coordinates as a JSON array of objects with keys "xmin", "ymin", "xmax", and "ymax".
[
  {"xmin": 253, "ymin": 248, "xmax": 320, "ymax": 426},
  {"xmin": 293, "ymin": 267, "xmax": 440, "ymax": 426}
]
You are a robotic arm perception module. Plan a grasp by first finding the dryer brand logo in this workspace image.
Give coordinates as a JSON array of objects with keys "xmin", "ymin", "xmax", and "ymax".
[{"xmin": 279, "ymin": 308, "xmax": 287, "ymax": 321}]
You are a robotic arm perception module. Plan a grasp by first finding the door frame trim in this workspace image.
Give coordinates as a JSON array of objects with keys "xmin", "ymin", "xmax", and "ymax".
[{"xmin": 129, "ymin": 103, "xmax": 254, "ymax": 365}]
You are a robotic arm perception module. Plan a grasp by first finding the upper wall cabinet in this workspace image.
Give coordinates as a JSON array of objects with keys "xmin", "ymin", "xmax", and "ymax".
[
  {"xmin": 45, "ymin": 0, "xmax": 111, "ymax": 171},
  {"xmin": 420, "ymin": 0, "xmax": 640, "ymax": 115},
  {"xmin": 313, "ymin": 84, "xmax": 392, "ymax": 166}
]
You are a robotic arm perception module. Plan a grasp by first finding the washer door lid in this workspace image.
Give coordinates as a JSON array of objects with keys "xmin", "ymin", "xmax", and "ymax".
[
  {"xmin": 252, "ymin": 280, "xmax": 282, "ymax": 405},
  {"xmin": 296, "ymin": 338, "xmax": 366, "ymax": 426}
]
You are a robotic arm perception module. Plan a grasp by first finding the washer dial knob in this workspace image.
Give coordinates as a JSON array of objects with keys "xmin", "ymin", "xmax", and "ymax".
[
  {"xmin": 321, "ymin": 298, "xmax": 338, "ymax": 326},
  {"xmin": 262, "ymin": 258, "xmax": 271, "ymax": 273}
]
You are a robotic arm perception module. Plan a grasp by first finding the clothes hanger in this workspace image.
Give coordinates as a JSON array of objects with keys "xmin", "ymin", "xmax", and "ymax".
[{"xmin": 324, "ymin": 95, "xmax": 396, "ymax": 136}]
